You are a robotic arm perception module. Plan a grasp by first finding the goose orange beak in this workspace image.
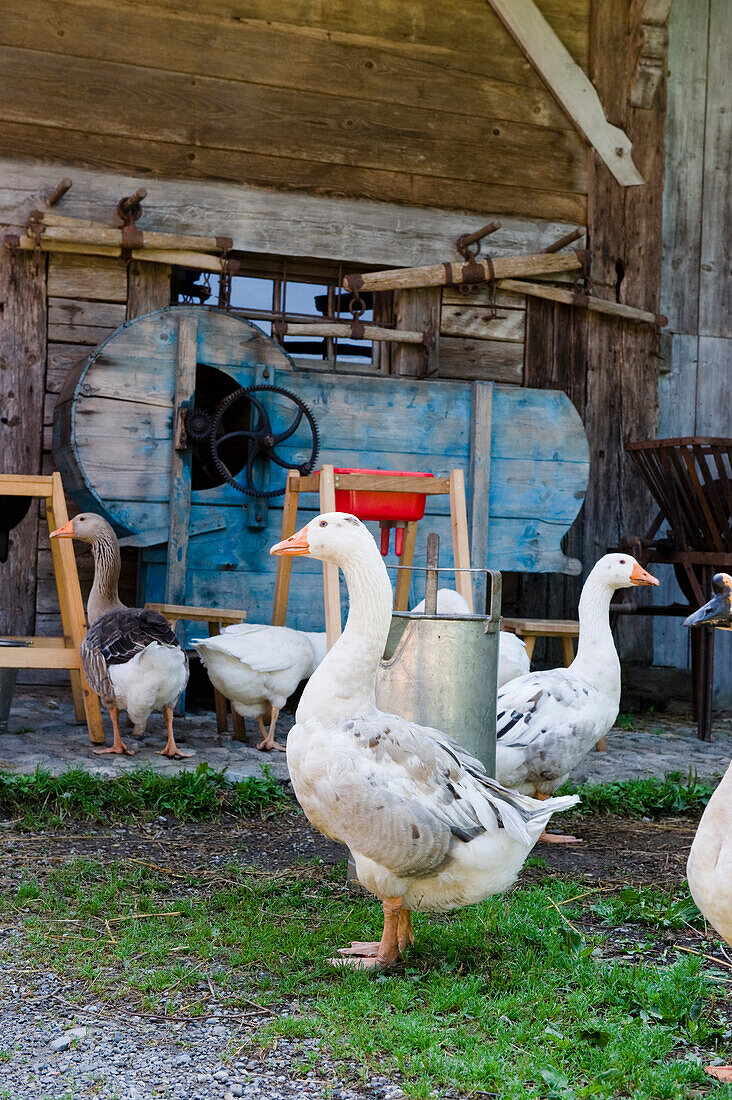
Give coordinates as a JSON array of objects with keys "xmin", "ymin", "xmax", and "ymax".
[
  {"xmin": 50, "ymin": 519, "xmax": 75, "ymax": 539},
  {"xmin": 270, "ymin": 525, "xmax": 310, "ymax": 557},
  {"xmin": 630, "ymin": 562, "xmax": 659, "ymax": 586}
]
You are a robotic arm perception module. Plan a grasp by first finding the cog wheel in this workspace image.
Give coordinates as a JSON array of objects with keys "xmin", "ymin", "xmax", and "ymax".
[
  {"xmin": 184, "ymin": 408, "xmax": 214, "ymax": 444},
  {"xmin": 209, "ymin": 384, "xmax": 319, "ymax": 497}
]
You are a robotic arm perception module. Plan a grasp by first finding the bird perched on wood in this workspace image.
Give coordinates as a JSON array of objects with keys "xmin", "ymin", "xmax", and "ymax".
[
  {"xmin": 270, "ymin": 513, "xmax": 578, "ymax": 970},
  {"xmin": 192, "ymin": 625, "xmax": 327, "ymax": 751},
  {"xmin": 494, "ymin": 554, "xmax": 658, "ymax": 839},
  {"xmin": 50, "ymin": 513, "xmax": 189, "ymax": 758}
]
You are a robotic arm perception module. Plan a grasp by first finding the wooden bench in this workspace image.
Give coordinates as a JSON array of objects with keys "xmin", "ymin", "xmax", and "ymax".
[
  {"xmin": 501, "ymin": 617, "xmax": 608, "ymax": 752},
  {"xmin": 145, "ymin": 603, "xmax": 246, "ymax": 735}
]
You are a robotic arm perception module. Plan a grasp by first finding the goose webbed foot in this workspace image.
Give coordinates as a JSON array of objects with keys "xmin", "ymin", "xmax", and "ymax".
[
  {"xmin": 157, "ymin": 705, "xmax": 194, "ymax": 760},
  {"xmin": 329, "ymin": 898, "xmax": 406, "ymax": 970},
  {"xmin": 706, "ymin": 1068, "xmax": 732, "ymax": 1082},
  {"xmin": 93, "ymin": 707, "xmax": 134, "ymax": 755},
  {"xmin": 538, "ymin": 832, "xmax": 582, "ymax": 844},
  {"xmin": 256, "ymin": 709, "xmax": 286, "ymax": 752}
]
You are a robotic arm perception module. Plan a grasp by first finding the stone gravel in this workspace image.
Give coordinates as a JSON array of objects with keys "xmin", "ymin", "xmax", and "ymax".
[{"xmin": 0, "ymin": 969, "xmax": 408, "ymax": 1100}]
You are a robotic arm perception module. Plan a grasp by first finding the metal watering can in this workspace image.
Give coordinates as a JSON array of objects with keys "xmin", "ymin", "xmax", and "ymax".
[{"xmin": 375, "ymin": 535, "xmax": 501, "ymax": 775}]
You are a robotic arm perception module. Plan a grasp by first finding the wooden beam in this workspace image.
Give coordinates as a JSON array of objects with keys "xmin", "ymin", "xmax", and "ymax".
[
  {"xmin": 449, "ymin": 469, "xmax": 474, "ymax": 612},
  {"xmin": 279, "ymin": 321, "xmax": 426, "ymax": 344},
  {"xmin": 346, "ymin": 252, "xmax": 581, "ymax": 293},
  {"xmin": 36, "ymin": 222, "xmax": 231, "ymax": 253},
  {"xmin": 271, "ymin": 471, "xmax": 301, "ymax": 627},
  {"xmin": 165, "ymin": 315, "xmax": 198, "ymax": 607},
  {"xmin": 469, "ymin": 382, "xmax": 494, "ymax": 614},
  {"xmin": 497, "ymin": 278, "xmax": 665, "ymax": 325},
  {"xmin": 127, "ymin": 261, "xmax": 172, "ymax": 320},
  {"xmin": 318, "ymin": 465, "xmax": 342, "ymax": 648},
  {"xmin": 486, "ymin": 0, "xmax": 645, "ymax": 186},
  {"xmin": 392, "ymin": 288, "xmax": 441, "ymax": 377}
]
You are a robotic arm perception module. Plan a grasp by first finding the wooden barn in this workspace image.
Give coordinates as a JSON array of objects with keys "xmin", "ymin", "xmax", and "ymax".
[{"xmin": 0, "ymin": 0, "xmax": 729, "ymax": 713}]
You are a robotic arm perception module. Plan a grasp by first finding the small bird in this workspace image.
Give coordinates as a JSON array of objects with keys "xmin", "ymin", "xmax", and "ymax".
[
  {"xmin": 270, "ymin": 512, "xmax": 578, "ymax": 970},
  {"xmin": 683, "ymin": 573, "xmax": 732, "ymax": 630},
  {"xmin": 50, "ymin": 513, "xmax": 189, "ymax": 758}
]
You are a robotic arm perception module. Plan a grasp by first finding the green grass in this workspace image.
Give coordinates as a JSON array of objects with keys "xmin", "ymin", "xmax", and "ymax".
[
  {"xmin": 562, "ymin": 771, "xmax": 717, "ymax": 818},
  {"xmin": 0, "ymin": 762, "xmax": 288, "ymax": 828},
  {"xmin": 4, "ymin": 859, "xmax": 731, "ymax": 1099}
]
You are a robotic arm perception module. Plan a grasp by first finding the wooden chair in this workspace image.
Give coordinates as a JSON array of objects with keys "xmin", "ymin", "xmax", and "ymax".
[
  {"xmin": 0, "ymin": 472, "xmax": 104, "ymax": 743},
  {"xmin": 144, "ymin": 603, "xmax": 247, "ymax": 734},
  {"xmin": 272, "ymin": 464, "xmax": 473, "ymax": 646}
]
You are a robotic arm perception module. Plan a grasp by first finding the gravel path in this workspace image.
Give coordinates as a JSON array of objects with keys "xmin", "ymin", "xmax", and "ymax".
[
  {"xmin": 0, "ymin": 968, "xmax": 407, "ymax": 1100},
  {"xmin": 2, "ymin": 686, "xmax": 731, "ymax": 783}
]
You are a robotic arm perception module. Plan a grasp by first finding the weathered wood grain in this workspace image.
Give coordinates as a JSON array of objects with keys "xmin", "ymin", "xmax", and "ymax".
[
  {"xmin": 0, "ymin": 0, "xmax": 583, "ymax": 132},
  {"xmin": 699, "ymin": 0, "xmax": 732, "ymax": 338},
  {"xmin": 127, "ymin": 261, "xmax": 172, "ymax": 320},
  {"xmin": 468, "ymin": 381, "xmax": 493, "ymax": 612},
  {"xmin": 0, "ymin": 249, "xmax": 46, "ymax": 635},
  {"xmin": 0, "ymin": 47, "xmax": 588, "ymax": 195},
  {"xmin": 393, "ymin": 288, "xmax": 441, "ymax": 377},
  {"xmin": 0, "ymin": 157, "xmax": 585, "ymax": 267},
  {"xmin": 47, "ymin": 253, "xmax": 127, "ymax": 301},
  {"xmin": 439, "ymin": 337, "xmax": 524, "ymax": 383},
  {"xmin": 660, "ymin": 0, "xmax": 709, "ymax": 336},
  {"xmin": 440, "ymin": 304, "xmax": 525, "ymax": 342}
]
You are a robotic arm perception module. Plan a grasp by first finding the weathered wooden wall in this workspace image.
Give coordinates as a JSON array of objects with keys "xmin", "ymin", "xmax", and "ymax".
[
  {"xmin": 0, "ymin": 0, "xmax": 589, "ymax": 224},
  {"xmin": 655, "ymin": 0, "xmax": 732, "ymax": 705},
  {"xmin": 519, "ymin": 0, "xmax": 666, "ymax": 663}
]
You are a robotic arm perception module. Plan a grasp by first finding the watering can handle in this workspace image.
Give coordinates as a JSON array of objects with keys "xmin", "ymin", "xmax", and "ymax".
[{"xmin": 485, "ymin": 570, "xmax": 502, "ymax": 627}]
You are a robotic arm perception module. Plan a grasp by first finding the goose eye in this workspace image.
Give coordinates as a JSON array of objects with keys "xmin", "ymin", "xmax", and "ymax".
[
  {"xmin": 619, "ymin": 559, "xmax": 626, "ymax": 564},
  {"xmin": 319, "ymin": 520, "xmax": 328, "ymax": 528}
]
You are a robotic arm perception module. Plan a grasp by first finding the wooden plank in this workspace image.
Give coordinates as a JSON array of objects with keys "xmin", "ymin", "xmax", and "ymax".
[
  {"xmin": 40, "ymin": 222, "xmax": 231, "ymax": 253},
  {"xmin": 145, "ymin": 603, "xmax": 245, "ymax": 623},
  {"xmin": 318, "ymin": 465, "xmax": 342, "ymax": 648},
  {"xmin": 469, "ymin": 382, "xmax": 493, "ymax": 613},
  {"xmin": 443, "ymin": 286, "xmax": 529, "ymax": 309},
  {"xmin": 498, "ymin": 278, "xmax": 663, "ymax": 324},
  {"xmin": 164, "ymin": 315, "xmax": 198, "ymax": 606},
  {"xmin": 392, "ymin": 288, "xmax": 441, "ymax": 377},
  {"xmin": 46, "ymin": 343, "xmax": 91, "ymax": 392},
  {"xmin": 699, "ymin": 0, "xmax": 732, "ymax": 338},
  {"xmin": 440, "ymin": 304, "xmax": 525, "ymax": 342},
  {"xmin": 127, "ymin": 261, "xmax": 172, "ymax": 320},
  {"xmin": 449, "ymin": 469, "xmax": 474, "ymax": 611},
  {"xmin": 487, "ymin": 0, "xmax": 644, "ymax": 186},
  {"xmin": 48, "ymin": 298, "xmax": 126, "ymax": 329},
  {"xmin": 0, "ymin": 47, "xmax": 588, "ymax": 194},
  {"xmin": 660, "ymin": 0, "xmax": 709, "ymax": 335},
  {"xmin": 657, "ymin": 333, "xmax": 698, "ymax": 436},
  {"xmin": 0, "ymin": 0, "xmax": 589, "ymax": 124},
  {"xmin": 393, "ymin": 520, "xmax": 419, "ymax": 612},
  {"xmin": 46, "ymin": 253, "xmax": 126, "ymax": 301},
  {"xmin": 350, "ymin": 252, "xmax": 582, "ymax": 292},
  {"xmin": 0, "ymin": 249, "xmax": 46, "ymax": 636},
  {"xmin": 0, "ymin": 157, "xmax": 585, "ymax": 267},
  {"xmin": 281, "ymin": 321, "xmax": 425, "ymax": 344},
  {"xmin": 439, "ymin": 337, "xmax": 524, "ymax": 383},
  {"xmin": 271, "ymin": 471, "xmax": 301, "ymax": 627},
  {"xmin": 695, "ymin": 336, "xmax": 732, "ymax": 435}
]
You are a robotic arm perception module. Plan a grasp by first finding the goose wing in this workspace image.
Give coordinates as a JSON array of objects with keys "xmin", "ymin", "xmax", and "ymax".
[
  {"xmin": 300, "ymin": 713, "xmax": 573, "ymax": 877},
  {"xmin": 197, "ymin": 624, "xmax": 316, "ymax": 678}
]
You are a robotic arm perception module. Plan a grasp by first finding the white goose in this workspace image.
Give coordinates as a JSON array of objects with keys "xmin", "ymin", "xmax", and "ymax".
[
  {"xmin": 270, "ymin": 512, "xmax": 578, "ymax": 969},
  {"xmin": 50, "ymin": 514, "xmax": 189, "ymax": 758},
  {"xmin": 411, "ymin": 588, "xmax": 530, "ymax": 687},
  {"xmin": 685, "ymin": 573, "xmax": 732, "ymax": 1084},
  {"xmin": 193, "ymin": 625, "xmax": 327, "ymax": 751},
  {"xmin": 494, "ymin": 554, "xmax": 658, "ymax": 819}
]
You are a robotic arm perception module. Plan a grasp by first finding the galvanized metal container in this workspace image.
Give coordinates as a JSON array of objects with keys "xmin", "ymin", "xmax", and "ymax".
[{"xmin": 375, "ymin": 572, "xmax": 501, "ymax": 775}]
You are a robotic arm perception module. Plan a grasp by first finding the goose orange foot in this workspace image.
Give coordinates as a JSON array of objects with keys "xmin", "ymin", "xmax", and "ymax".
[
  {"xmin": 539, "ymin": 832, "xmax": 583, "ymax": 844},
  {"xmin": 257, "ymin": 711, "xmax": 287, "ymax": 752},
  {"xmin": 329, "ymin": 898, "xmax": 407, "ymax": 970},
  {"xmin": 93, "ymin": 707, "xmax": 133, "ymax": 755},
  {"xmin": 157, "ymin": 705, "xmax": 194, "ymax": 759}
]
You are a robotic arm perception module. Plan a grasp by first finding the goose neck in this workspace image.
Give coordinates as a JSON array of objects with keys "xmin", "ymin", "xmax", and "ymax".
[
  {"xmin": 572, "ymin": 576, "xmax": 620, "ymax": 686},
  {"xmin": 297, "ymin": 541, "xmax": 393, "ymax": 725},
  {"xmin": 87, "ymin": 534, "xmax": 124, "ymax": 623}
]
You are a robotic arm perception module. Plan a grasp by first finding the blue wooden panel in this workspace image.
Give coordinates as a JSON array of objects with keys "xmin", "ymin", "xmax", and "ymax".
[{"xmin": 58, "ymin": 308, "xmax": 589, "ymax": 637}]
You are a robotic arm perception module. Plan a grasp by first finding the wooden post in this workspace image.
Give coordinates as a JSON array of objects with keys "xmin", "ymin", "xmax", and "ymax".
[
  {"xmin": 271, "ymin": 470, "xmax": 301, "ymax": 627},
  {"xmin": 0, "ymin": 247, "xmax": 46, "ymax": 639},
  {"xmin": 469, "ymin": 382, "xmax": 493, "ymax": 614},
  {"xmin": 319, "ymin": 465, "xmax": 342, "ymax": 647},
  {"xmin": 393, "ymin": 521, "xmax": 419, "ymax": 611},
  {"xmin": 165, "ymin": 315, "xmax": 198, "ymax": 607},
  {"xmin": 392, "ymin": 288, "xmax": 440, "ymax": 377},
  {"xmin": 127, "ymin": 261, "xmax": 172, "ymax": 320},
  {"xmin": 207, "ymin": 620, "xmax": 230, "ymax": 733},
  {"xmin": 449, "ymin": 469, "xmax": 473, "ymax": 611}
]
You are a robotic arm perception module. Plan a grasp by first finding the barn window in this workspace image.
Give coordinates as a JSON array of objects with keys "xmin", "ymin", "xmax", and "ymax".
[{"xmin": 171, "ymin": 257, "xmax": 384, "ymax": 369}]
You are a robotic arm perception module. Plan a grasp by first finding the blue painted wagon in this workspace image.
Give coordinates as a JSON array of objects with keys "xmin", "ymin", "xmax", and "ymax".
[{"xmin": 54, "ymin": 306, "xmax": 589, "ymax": 644}]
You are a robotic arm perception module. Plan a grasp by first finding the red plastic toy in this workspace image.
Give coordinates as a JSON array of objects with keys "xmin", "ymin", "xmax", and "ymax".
[{"xmin": 332, "ymin": 468, "xmax": 434, "ymax": 556}]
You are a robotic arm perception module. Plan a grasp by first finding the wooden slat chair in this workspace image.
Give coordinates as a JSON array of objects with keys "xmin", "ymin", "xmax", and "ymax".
[{"xmin": 617, "ymin": 437, "xmax": 732, "ymax": 740}]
